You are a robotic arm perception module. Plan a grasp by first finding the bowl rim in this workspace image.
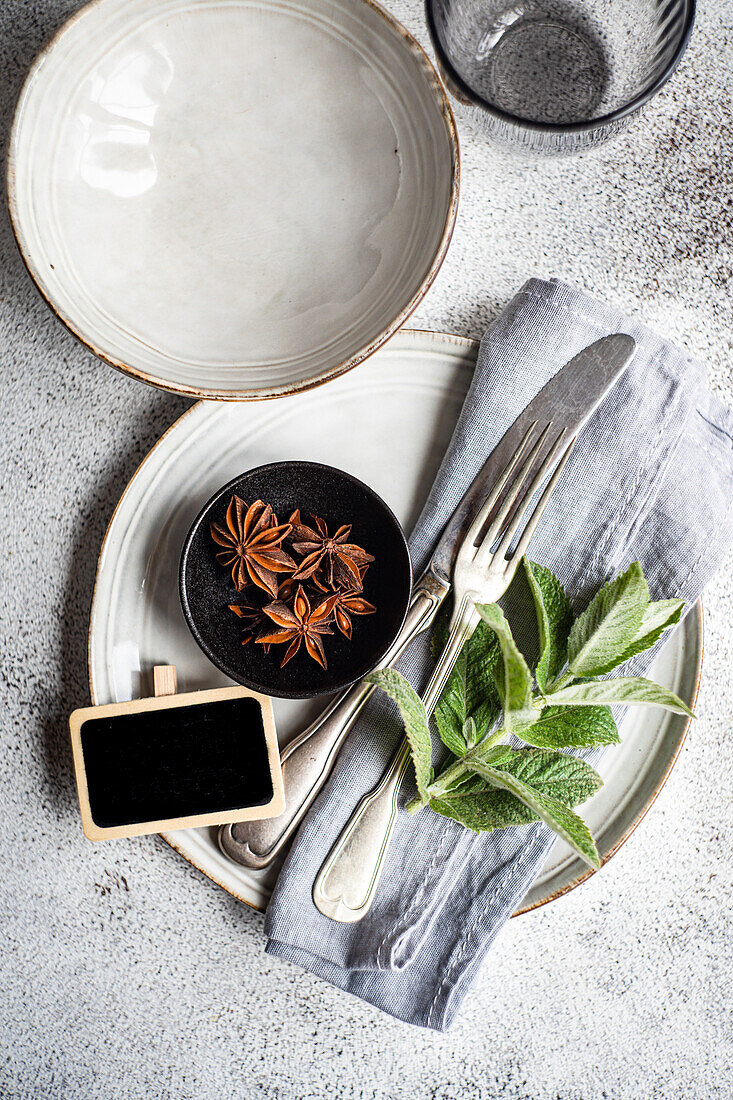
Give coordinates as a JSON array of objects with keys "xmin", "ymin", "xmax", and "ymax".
[
  {"xmin": 425, "ymin": 0, "xmax": 696, "ymax": 136},
  {"xmin": 6, "ymin": 0, "xmax": 460, "ymax": 402},
  {"xmin": 178, "ymin": 459, "xmax": 414, "ymax": 699}
]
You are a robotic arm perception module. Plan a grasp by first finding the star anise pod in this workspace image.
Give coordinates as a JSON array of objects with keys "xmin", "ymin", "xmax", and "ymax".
[
  {"xmin": 291, "ymin": 516, "xmax": 374, "ymax": 590},
  {"xmin": 210, "ymin": 496, "xmax": 295, "ymax": 596},
  {"xmin": 229, "ymin": 593, "xmax": 272, "ymax": 649},
  {"xmin": 331, "ymin": 589, "xmax": 376, "ymax": 639},
  {"xmin": 276, "ymin": 573, "xmax": 320, "ymax": 604},
  {"xmin": 275, "ymin": 576, "xmax": 297, "ymax": 602},
  {"xmin": 256, "ymin": 585, "xmax": 338, "ymax": 669}
]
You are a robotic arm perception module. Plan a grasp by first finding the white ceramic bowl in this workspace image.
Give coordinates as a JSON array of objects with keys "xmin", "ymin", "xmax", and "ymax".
[{"xmin": 9, "ymin": 0, "xmax": 458, "ymax": 399}]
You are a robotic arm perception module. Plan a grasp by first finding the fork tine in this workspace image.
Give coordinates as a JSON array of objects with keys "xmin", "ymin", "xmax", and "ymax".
[
  {"xmin": 463, "ymin": 422, "xmax": 541, "ymax": 547},
  {"xmin": 490, "ymin": 427, "xmax": 574, "ymax": 563},
  {"xmin": 471, "ymin": 421, "xmax": 554, "ymax": 552},
  {"xmin": 508, "ymin": 439, "xmax": 575, "ymax": 563}
]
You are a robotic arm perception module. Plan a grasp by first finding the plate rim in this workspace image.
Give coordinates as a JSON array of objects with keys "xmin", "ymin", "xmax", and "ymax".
[
  {"xmin": 86, "ymin": 327, "xmax": 704, "ymax": 918},
  {"xmin": 514, "ymin": 603, "xmax": 703, "ymax": 915},
  {"xmin": 6, "ymin": 0, "xmax": 460, "ymax": 402}
]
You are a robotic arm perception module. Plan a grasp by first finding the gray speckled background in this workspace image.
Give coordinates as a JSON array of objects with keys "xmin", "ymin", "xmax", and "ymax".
[{"xmin": 2, "ymin": 1, "xmax": 732, "ymax": 1097}]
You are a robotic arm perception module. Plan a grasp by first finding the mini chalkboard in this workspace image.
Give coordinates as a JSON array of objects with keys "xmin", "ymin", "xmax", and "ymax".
[{"xmin": 69, "ymin": 666, "xmax": 284, "ymax": 841}]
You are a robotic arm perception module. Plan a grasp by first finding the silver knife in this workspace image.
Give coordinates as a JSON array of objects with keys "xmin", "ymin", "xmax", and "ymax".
[{"xmin": 219, "ymin": 334, "xmax": 636, "ymax": 871}]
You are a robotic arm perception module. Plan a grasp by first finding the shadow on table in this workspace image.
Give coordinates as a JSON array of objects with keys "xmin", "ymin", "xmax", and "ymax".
[{"xmin": 42, "ymin": 392, "xmax": 190, "ymax": 818}]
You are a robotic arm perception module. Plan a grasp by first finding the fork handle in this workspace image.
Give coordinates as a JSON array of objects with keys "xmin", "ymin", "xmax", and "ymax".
[
  {"xmin": 310, "ymin": 740, "xmax": 413, "ymax": 922},
  {"xmin": 218, "ymin": 571, "xmax": 449, "ymax": 870},
  {"xmin": 312, "ymin": 602, "xmax": 479, "ymax": 921}
]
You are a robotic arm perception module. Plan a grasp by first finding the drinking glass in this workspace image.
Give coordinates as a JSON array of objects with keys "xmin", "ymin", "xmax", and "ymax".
[{"xmin": 426, "ymin": 0, "xmax": 695, "ymax": 154}]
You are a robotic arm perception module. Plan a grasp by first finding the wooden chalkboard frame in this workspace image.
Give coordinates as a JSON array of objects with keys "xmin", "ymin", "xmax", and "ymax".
[{"xmin": 69, "ymin": 666, "xmax": 284, "ymax": 841}]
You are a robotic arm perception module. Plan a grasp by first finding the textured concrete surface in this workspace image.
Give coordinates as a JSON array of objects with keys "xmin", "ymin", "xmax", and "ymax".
[{"xmin": 1, "ymin": 1, "xmax": 732, "ymax": 1097}]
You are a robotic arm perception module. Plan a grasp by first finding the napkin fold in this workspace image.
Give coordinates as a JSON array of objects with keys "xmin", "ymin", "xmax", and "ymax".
[{"xmin": 265, "ymin": 278, "xmax": 733, "ymax": 1030}]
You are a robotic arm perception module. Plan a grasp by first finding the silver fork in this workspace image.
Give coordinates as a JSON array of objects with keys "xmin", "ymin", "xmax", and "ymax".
[{"xmin": 312, "ymin": 420, "xmax": 575, "ymax": 922}]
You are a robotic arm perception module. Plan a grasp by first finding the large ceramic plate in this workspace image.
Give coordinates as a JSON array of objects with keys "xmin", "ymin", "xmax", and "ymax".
[
  {"xmin": 88, "ymin": 330, "xmax": 702, "ymax": 915},
  {"xmin": 9, "ymin": 0, "xmax": 458, "ymax": 400}
]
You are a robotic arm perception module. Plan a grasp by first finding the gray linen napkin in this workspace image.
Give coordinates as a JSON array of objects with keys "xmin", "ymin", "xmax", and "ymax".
[{"xmin": 265, "ymin": 278, "xmax": 733, "ymax": 1030}]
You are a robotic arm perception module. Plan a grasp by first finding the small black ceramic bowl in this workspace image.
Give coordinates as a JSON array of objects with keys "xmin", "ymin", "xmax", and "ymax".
[{"xmin": 179, "ymin": 461, "xmax": 412, "ymax": 699}]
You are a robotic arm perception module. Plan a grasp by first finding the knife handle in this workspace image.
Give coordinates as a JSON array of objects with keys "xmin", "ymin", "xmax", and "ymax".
[{"xmin": 218, "ymin": 571, "xmax": 448, "ymax": 870}]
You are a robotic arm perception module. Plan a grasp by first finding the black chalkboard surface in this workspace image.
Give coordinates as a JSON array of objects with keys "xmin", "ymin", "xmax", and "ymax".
[{"xmin": 69, "ymin": 676, "xmax": 283, "ymax": 840}]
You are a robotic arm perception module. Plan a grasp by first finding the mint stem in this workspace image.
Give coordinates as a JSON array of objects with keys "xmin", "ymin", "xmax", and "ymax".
[
  {"xmin": 407, "ymin": 677, "xmax": 558, "ymax": 813},
  {"xmin": 545, "ymin": 669, "xmax": 573, "ymax": 693},
  {"xmin": 408, "ymin": 724, "xmax": 514, "ymax": 814}
]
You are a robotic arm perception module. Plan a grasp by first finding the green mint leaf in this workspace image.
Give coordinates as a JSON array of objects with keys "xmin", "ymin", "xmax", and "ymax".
[
  {"xmin": 365, "ymin": 669, "xmax": 433, "ymax": 797},
  {"xmin": 434, "ymin": 640, "xmax": 469, "ymax": 757},
  {"xmin": 614, "ymin": 599, "xmax": 685, "ymax": 665},
  {"xmin": 547, "ymin": 676, "xmax": 694, "ymax": 716},
  {"xmin": 476, "ymin": 603, "xmax": 535, "ymax": 729},
  {"xmin": 514, "ymin": 704, "xmax": 619, "ymax": 749},
  {"xmin": 564, "ymin": 561, "xmax": 649, "ymax": 679},
  {"xmin": 433, "ymin": 620, "xmax": 501, "ymax": 756},
  {"xmin": 473, "ymin": 745, "xmax": 603, "ymax": 804},
  {"xmin": 435, "ymin": 708, "xmax": 468, "ymax": 757},
  {"xmin": 430, "ymin": 788, "xmax": 526, "ymax": 831},
  {"xmin": 471, "ymin": 760, "xmax": 601, "ymax": 868},
  {"xmin": 464, "ymin": 623, "xmax": 503, "ymax": 735},
  {"xmin": 431, "ymin": 748, "xmax": 601, "ymax": 832},
  {"xmin": 523, "ymin": 558, "xmax": 573, "ymax": 690}
]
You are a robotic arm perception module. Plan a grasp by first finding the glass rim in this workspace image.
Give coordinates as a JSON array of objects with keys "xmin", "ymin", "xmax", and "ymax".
[{"xmin": 425, "ymin": 0, "xmax": 696, "ymax": 135}]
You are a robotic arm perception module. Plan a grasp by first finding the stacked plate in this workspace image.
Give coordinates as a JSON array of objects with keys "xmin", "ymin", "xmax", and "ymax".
[{"xmin": 86, "ymin": 330, "xmax": 702, "ymax": 913}]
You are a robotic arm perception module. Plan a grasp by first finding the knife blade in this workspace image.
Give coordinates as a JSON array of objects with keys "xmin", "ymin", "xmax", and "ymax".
[{"xmin": 429, "ymin": 333, "xmax": 636, "ymax": 584}]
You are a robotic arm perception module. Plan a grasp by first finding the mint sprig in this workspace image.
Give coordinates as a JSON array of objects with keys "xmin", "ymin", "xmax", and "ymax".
[{"xmin": 368, "ymin": 560, "xmax": 691, "ymax": 870}]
